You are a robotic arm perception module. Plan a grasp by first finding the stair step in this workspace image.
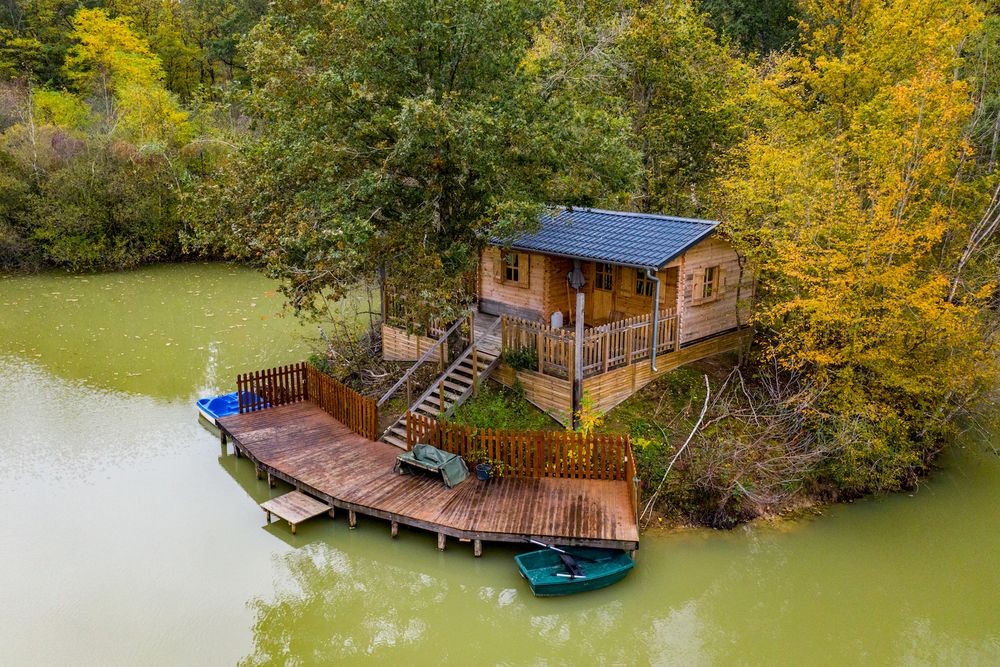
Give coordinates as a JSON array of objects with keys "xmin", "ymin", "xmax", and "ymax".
[
  {"xmin": 383, "ymin": 433, "xmax": 407, "ymax": 448},
  {"xmin": 442, "ymin": 379, "xmax": 471, "ymax": 393}
]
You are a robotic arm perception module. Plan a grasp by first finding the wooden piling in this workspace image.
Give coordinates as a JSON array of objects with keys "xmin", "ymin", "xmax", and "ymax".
[{"xmin": 437, "ymin": 533, "xmax": 446, "ymax": 551}]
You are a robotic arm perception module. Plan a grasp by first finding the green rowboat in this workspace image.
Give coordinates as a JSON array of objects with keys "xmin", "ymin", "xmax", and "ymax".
[{"xmin": 515, "ymin": 546, "xmax": 634, "ymax": 596}]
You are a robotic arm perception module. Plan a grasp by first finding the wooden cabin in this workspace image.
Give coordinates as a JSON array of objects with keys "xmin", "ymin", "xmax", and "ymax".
[{"xmin": 382, "ymin": 207, "xmax": 751, "ymax": 427}]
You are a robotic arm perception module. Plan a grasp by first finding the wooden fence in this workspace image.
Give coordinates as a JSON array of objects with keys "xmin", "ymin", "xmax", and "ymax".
[
  {"xmin": 237, "ymin": 362, "xmax": 309, "ymax": 413},
  {"xmin": 405, "ymin": 412, "xmax": 634, "ymax": 482},
  {"xmin": 500, "ymin": 309, "xmax": 678, "ymax": 379},
  {"xmin": 235, "ymin": 362, "xmax": 379, "ymax": 440},
  {"xmin": 305, "ymin": 365, "xmax": 379, "ymax": 441}
]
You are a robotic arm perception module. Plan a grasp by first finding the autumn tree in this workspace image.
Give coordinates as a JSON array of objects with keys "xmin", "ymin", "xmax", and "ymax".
[{"xmin": 722, "ymin": 0, "xmax": 1000, "ymax": 493}]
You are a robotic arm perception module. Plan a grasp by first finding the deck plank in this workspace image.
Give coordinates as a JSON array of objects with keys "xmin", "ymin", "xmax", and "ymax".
[{"xmin": 219, "ymin": 402, "xmax": 638, "ymax": 548}]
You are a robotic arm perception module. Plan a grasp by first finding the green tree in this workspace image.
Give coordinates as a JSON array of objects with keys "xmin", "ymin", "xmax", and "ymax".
[
  {"xmin": 699, "ymin": 0, "xmax": 799, "ymax": 54},
  {"xmin": 186, "ymin": 0, "xmax": 638, "ymax": 322},
  {"xmin": 530, "ymin": 0, "xmax": 747, "ymax": 216}
]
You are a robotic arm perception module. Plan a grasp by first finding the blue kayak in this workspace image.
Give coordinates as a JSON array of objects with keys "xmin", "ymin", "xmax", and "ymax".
[
  {"xmin": 516, "ymin": 546, "xmax": 634, "ymax": 596},
  {"xmin": 196, "ymin": 391, "xmax": 262, "ymax": 423}
]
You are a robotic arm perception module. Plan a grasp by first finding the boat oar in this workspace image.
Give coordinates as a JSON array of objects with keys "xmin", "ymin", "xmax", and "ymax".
[{"xmin": 527, "ymin": 538, "xmax": 603, "ymax": 563}]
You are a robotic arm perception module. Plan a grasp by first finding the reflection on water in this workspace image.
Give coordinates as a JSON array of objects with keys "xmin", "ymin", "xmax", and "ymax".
[{"xmin": 0, "ymin": 264, "xmax": 997, "ymax": 665}]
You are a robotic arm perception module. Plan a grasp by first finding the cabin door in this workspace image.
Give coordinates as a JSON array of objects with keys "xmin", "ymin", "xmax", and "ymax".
[{"xmin": 591, "ymin": 262, "xmax": 615, "ymax": 323}]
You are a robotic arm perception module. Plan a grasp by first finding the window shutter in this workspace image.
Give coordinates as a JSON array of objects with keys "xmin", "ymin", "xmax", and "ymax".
[
  {"xmin": 493, "ymin": 249, "xmax": 504, "ymax": 283},
  {"xmin": 717, "ymin": 267, "xmax": 727, "ymax": 298},
  {"xmin": 518, "ymin": 253, "xmax": 530, "ymax": 288},
  {"xmin": 691, "ymin": 271, "xmax": 704, "ymax": 305}
]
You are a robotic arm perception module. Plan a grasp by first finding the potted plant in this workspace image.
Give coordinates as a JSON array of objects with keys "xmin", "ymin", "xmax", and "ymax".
[{"xmin": 468, "ymin": 449, "xmax": 510, "ymax": 481}]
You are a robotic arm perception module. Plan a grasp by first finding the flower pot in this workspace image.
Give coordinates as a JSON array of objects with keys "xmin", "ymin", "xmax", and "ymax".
[{"xmin": 475, "ymin": 463, "xmax": 493, "ymax": 481}]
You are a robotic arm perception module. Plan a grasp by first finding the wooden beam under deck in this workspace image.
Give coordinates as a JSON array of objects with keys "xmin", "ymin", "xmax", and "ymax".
[{"xmin": 218, "ymin": 402, "xmax": 639, "ymax": 552}]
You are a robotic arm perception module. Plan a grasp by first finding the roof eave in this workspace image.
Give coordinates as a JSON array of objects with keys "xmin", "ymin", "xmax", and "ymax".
[{"xmin": 497, "ymin": 224, "xmax": 720, "ymax": 271}]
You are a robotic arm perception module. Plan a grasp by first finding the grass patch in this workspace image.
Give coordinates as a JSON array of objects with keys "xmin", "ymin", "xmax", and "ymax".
[{"xmin": 452, "ymin": 381, "xmax": 561, "ymax": 431}]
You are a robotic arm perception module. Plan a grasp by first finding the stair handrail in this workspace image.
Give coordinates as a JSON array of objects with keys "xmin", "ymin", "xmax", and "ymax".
[
  {"xmin": 402, "ymin": 315, "xmax": 502, "ymax": 421},
  {"xmin": 377, "ymin": 311, "xmax": 471, "ymax": 408}
]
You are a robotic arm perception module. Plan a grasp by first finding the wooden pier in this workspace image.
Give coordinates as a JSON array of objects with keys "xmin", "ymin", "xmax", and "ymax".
[{"xmin": 217, "ymin": 365, "xmax": 639, "ymax": 553}]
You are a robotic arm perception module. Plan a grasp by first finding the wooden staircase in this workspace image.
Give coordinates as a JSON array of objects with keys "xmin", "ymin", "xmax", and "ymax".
[
  {"xmin": 379, "ymin": 313, "xmax": 503, "ymax": 450},
  {"xmin": 381, "ymin": 347, "xmax": 499, "ymax": 449}
]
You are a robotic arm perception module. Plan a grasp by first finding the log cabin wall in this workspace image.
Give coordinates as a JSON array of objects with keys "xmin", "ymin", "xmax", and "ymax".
[
  {"xmin": 678, "ymin": 236, "xmax": 750, "ymax": 345},
  {"xmin": 478, "ymin": 248, "xmax": 548, "ymax": 321}
]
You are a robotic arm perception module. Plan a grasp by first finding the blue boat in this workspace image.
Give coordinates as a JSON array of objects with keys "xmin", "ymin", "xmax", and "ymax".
[
  {"xmin": 515, "ymin": 545, "xmax": 635, "ymax": 596},
  {"xmin": 196, "ymin": 391, "xmax": 262, "ymax": 424}
]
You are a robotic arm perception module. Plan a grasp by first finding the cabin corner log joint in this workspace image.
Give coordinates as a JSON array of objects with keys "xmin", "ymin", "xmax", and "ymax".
[{"xmin": 383, "ymin": 207, "xmax": 753, "ymax": 424}]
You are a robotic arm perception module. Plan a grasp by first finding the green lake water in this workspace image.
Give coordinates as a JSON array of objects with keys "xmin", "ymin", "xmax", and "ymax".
[{"xmin": 1, "ymin": 263, "xmax": 998, "ymax": 665}]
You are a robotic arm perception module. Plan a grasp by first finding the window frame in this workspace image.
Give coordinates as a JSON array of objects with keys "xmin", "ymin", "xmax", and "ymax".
[
  {"xmin": 635, "ymin": 269, "xmax": 655, "ymax": 297},
  {"xmin": 504, "ymin": 253, "xmax": 520, "ymax": 284},
  {"xmin": 594, "ymin": 262, "xmax": 614, "ymax": 292}
]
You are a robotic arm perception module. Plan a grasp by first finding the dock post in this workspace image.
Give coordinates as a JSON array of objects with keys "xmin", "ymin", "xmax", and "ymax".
[
  {"xmin": 328, "ymin": 504, "xmax": 335, "ymax": 519},
  {"xmin": 267, "ymin": 472, "xmax": 274, "ymax": 488},
  {"xmin": 474, "ymin": 539, "xmax": 482, "ymax": 557},
  {"xmin": 391, "ymin": 521, "xmax": 398, "ymax": 538},
  {"xmin": 255, "ymin": 467, "xmax": 262, "ymax": 480},
  {"xmin": 220, "ymin": 429, "xmax": 226, "ymax": 447},
  {"xmin": 264, "ymin": 510, "xmax": 271, "ymax": 523},
  {"xmin": 349, "ymin": 510, "xmax": 357, "ymax": 529},
  {"xmin": 437, "ymin": 533, "xmax": 446, "ymax": 551}
]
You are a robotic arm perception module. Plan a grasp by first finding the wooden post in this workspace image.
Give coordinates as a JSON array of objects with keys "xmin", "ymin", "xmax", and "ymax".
[
  {"xmin": 289, "ymin": 522, "xmax": 296, "ymax": 535},
  {"xmin": 602, "ymin": 330, "xmax": 609, "ymax": 373},
  {"xmin": 264, "ymin": 509, "xmax": 271, "ymax": 524},
  {"xmin": 219, "ymin": 429, "xmax": 227, "ymax": 446},
  {"xmin": 439, "ymin": 377, "xmax": 446, "ymax": 415},
  {"xmin": 573, "ymin": 290, "xmax": 584, "ymax": 429},
  {"xmin": 267, "ymin": 472, "xmax": 274, "ymax": 488},
  {"xmin": 406, "ymin": 375, "xmax": 412, "ymax": 407},
  {"xmin": 255, "ymin": 467, "xmax": 262, "ymax": 480},
  {"xmin": 437, "ymin": 533, "xmax": 446, "ymax": 551},
  {"xmin": 536, "ymin": 330, "xmax": 544, "ymax": 373},
  {"xmin": 328, "ymin": 504, "xmax": 336, "ymax": 519},
  {"xmin": 349, "ymin": 510, "xmax": 357, "ymax": 529},
  {"xmin": 474, "ymin": 539, "xmax": 483, "ymax": 557},
  {"xmin": 439, "ymin": 342, "xmax": 446, "ymax": 373},
  {"xmin": 472, "ymin": 344, "xmax": 479, "ymax": 395},
  {"xmin": 391, "ymin": 521, "xmax": 399, "ymax": 538}
]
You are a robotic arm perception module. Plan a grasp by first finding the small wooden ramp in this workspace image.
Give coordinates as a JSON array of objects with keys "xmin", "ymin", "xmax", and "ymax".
[{"xmin": 261, "ymin": 490, "xmax": 331, "ymax": 534}]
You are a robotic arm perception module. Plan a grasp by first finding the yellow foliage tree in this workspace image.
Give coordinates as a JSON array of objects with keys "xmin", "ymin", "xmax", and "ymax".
[
  {"xmin": 722, "ymin": 0, "xmax": 999, "ymax": 492},
  {"xmin": 63, "ymin": 8, "xmax": 189, "ymax": 147}
]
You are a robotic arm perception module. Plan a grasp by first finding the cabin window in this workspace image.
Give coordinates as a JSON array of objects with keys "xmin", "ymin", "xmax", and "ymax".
[
  {"xmin": 703, "ymin": 266, "xmax": 718, "ymax": 299},
  {"xmin": 504, "ymin": 253, "xmax": 520, "ymax": 283},
  {"xmin": 635, "ymin": 269, "xmax": 655, "ymax": 297},
  {"xmin": 497, "ymin": 251, "xmax": 529, "ymax": 288},
  {"xmin": 693, "ymin": 265, "xmax": 725, "ymax": 304},
  {"xmin": 594, "ymin": 263, "xmax": 614, "ymax": 291}
]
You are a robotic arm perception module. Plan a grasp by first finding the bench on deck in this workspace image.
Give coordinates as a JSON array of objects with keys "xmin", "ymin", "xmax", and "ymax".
[
  {"xmin": 260, "ymin": 490, "xmax": 331, "ymax": 534},
  {"xmin": 394, "ymin": 443, "xmax": 469, "ymax": 488}
]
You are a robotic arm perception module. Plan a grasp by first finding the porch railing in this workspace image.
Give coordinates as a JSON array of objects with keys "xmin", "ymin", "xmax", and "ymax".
[
  {"xmin": 500, "ymin": 309, "xmax": 678, "ymax": 379},
  {"xmin": 235, "ymin": 361, "xmax": 378, "ymax": 440}
]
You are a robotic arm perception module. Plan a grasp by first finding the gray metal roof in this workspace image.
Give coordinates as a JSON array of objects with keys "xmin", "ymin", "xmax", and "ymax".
[{"xmin": 495, "ymin": 207, "xmax": 719, "ymax": 269}]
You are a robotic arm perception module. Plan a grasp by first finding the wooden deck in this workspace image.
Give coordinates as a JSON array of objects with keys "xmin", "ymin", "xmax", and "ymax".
[
  {"xmin": 218, "ymin": 401, "xmax": 639, "ymax": 551},
  {"xmin": 261, "ymin": 491, "xmax": 332, "ymax": 534}
]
